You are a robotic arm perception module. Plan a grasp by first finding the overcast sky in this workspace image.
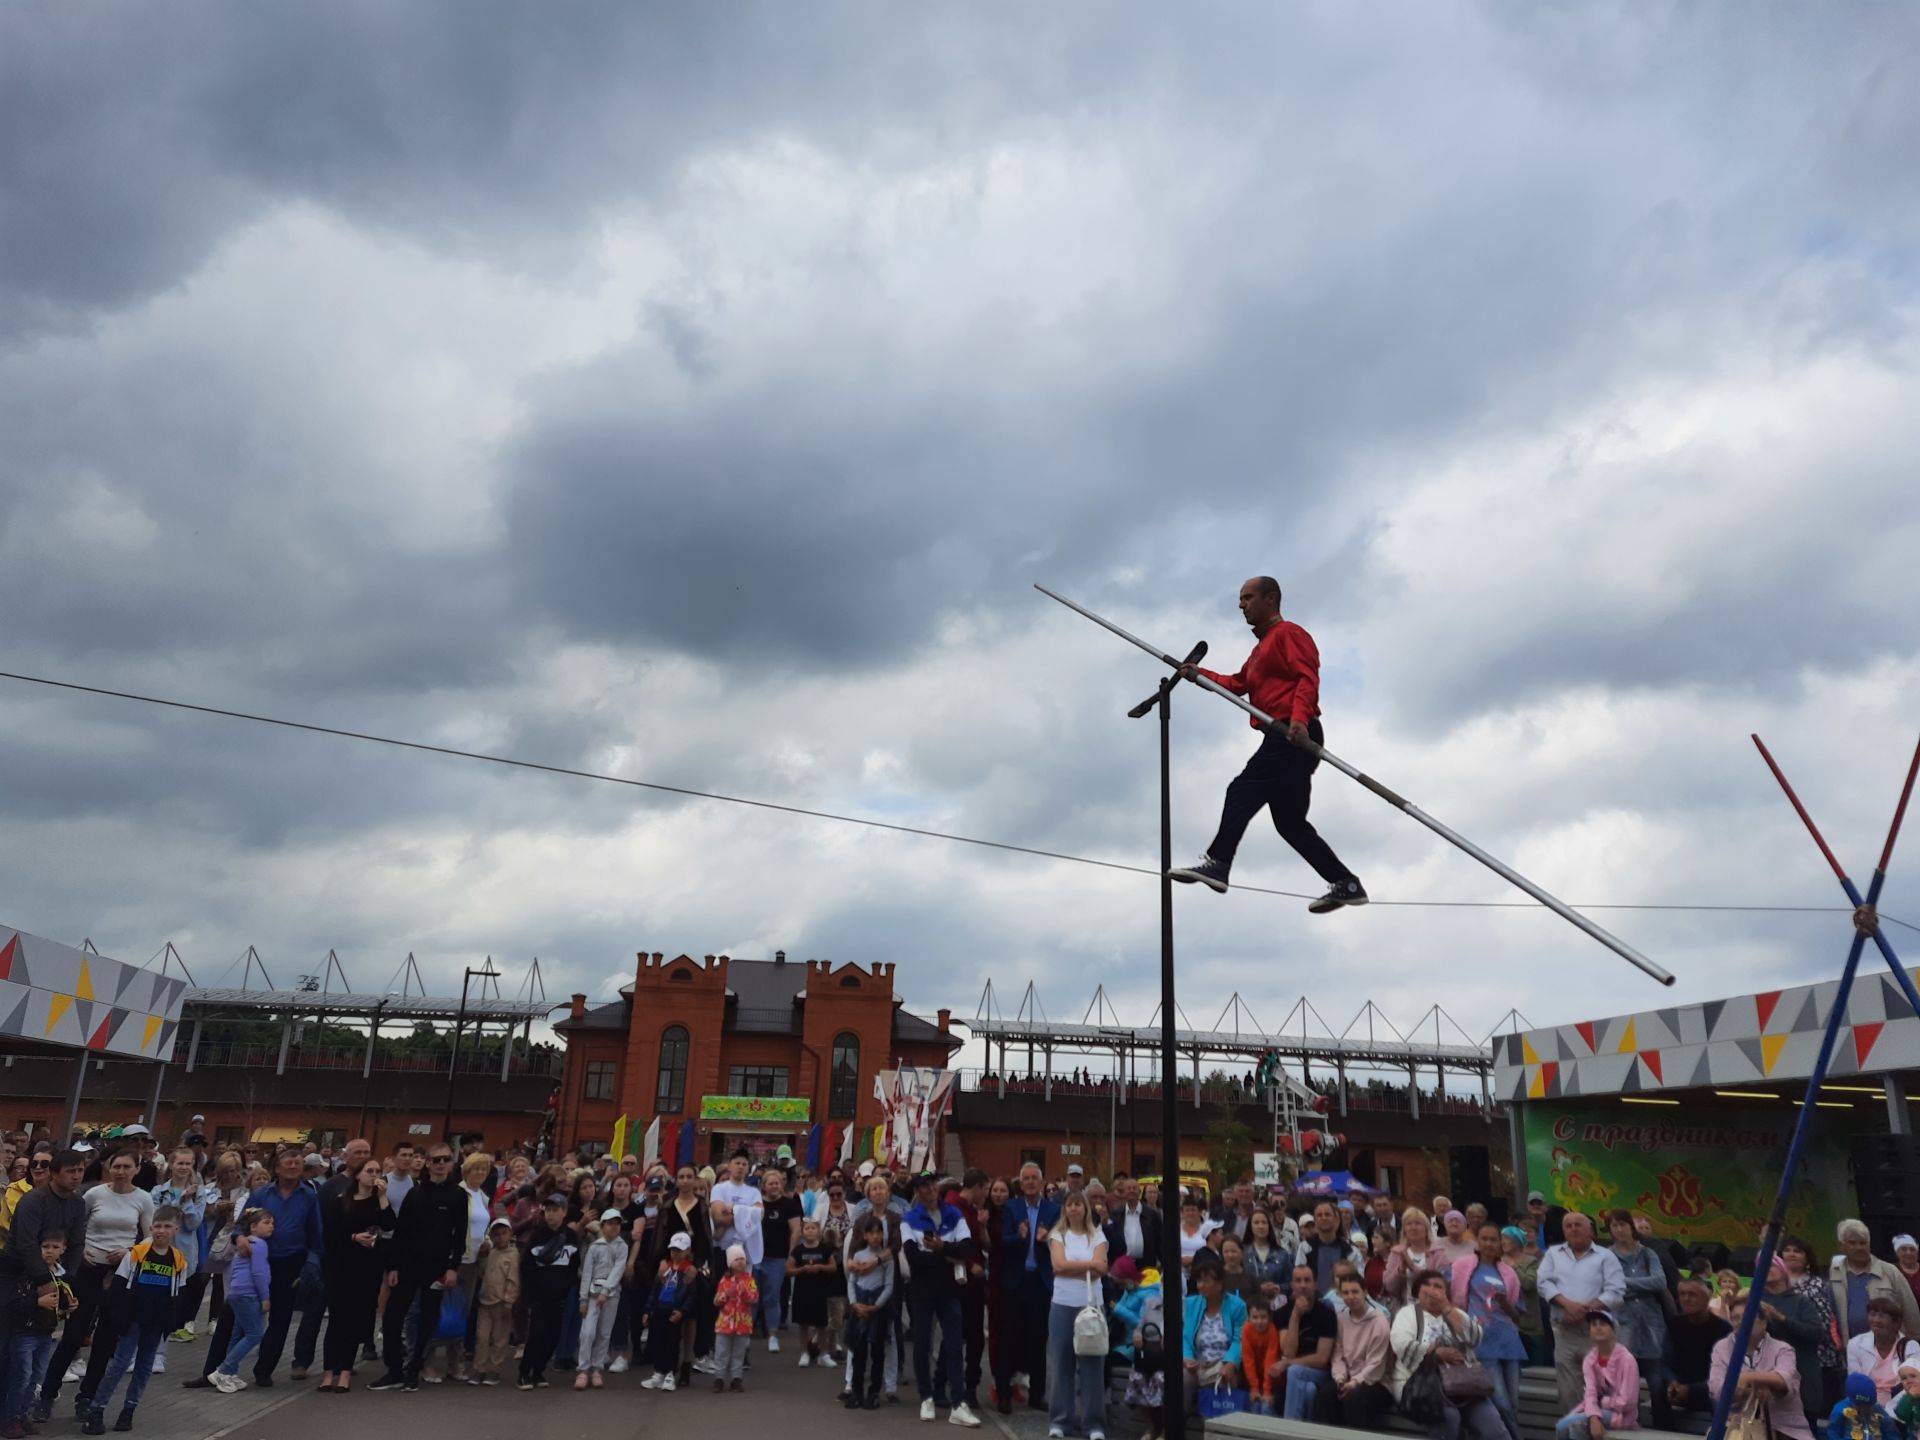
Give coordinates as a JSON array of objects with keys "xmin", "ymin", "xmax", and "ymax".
[{"xmin": 4, "ymin": 3, "xmax": 1918, "ymax": 1070}]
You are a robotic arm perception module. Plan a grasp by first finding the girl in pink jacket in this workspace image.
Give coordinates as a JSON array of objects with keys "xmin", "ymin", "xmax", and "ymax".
[{"xmin": 1556, "ymin": 1311, "xmax": 1640, "ymax": 1439}]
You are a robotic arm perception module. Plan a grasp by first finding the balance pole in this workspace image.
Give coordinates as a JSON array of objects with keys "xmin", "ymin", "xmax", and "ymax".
[{"xmin": 1037, "ymin": 584, "xmax": 1674, "ymax": 985}]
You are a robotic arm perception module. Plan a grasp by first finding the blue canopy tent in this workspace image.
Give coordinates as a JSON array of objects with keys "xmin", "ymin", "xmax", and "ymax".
[{"xmin": 1290, "ymin": 1170, "xmax": 1378, "ymax": 1198}]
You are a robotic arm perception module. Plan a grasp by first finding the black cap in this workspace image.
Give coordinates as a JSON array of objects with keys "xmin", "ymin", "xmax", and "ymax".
[{"xmin": 184, "ymin": 1133, "xmax": 208, "ymax": 1146}]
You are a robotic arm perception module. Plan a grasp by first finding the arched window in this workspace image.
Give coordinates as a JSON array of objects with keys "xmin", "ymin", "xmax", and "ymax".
[
  {"xmin": 829, "ymin": 1032, "xmax": 860, "ymax": 1119},
  {"xmin": 656, "ymin": 1025, "xmax": 690, "ymax": 1114}
]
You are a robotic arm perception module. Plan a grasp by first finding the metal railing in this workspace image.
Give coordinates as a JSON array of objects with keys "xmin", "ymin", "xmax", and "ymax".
[
  {"xmin": 171, "ymin": 1039, "xmax": 560, "ymax": 1077},
  {"xmin": 954, "ymin": 1067, "xmax": 1494, "ymax": 1115}
]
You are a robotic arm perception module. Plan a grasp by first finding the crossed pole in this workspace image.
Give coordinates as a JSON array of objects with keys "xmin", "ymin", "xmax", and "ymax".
[{"xmin": 1704, "ymin": 733, "xmax": 1920, "ymax": 1440}]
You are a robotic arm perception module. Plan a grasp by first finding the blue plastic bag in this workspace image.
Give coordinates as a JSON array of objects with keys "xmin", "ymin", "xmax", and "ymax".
[
  {"xmin": 433, "ymin": 1282, "xmax": 469, "ymax": 1343},
  {"xmin": 1198, "ymin": 1381, "xmax": 1248, "ymax": 1419}
]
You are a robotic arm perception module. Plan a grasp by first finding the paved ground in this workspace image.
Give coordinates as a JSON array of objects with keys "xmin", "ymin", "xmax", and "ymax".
[{"xmin": 114, "ymin": 1334, "xmax": 1119, "ymax": 1440}]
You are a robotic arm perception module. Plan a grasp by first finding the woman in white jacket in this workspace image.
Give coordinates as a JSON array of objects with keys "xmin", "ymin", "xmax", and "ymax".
[{"xmin": 1391, "ymin": 1268, "xmax": 1505, "ymax": 1440}]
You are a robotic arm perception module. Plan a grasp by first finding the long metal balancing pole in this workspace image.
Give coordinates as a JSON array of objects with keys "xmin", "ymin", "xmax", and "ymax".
[{"xmin": 1036, "ymin": 584, "xmax": 1675, "ymax": 986}]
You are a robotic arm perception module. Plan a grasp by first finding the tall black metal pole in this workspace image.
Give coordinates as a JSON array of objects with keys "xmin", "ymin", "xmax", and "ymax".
[
  {"xmin": 1158, "ymin": 681, "xmax": 1185, "ymax": 1440},
  {"xmin": 1131, "ymin": 641, "xmax": 1201, "ymax": 1440},
  {"xmin": 442, "ymin": 968, "xmax": 474, "ymax": 1144}
]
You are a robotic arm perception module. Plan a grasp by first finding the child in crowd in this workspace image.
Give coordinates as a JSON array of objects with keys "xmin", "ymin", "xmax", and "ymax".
[
  {"xmin": 712, "ymin": 1243, "xmax": 759, "ymax": 1393},
  {"xmin": 212, "ymin": 1208, "xmax": 273, "ymax": 1394},
  {"xmin": 3, "ymin": 1235, "xmax": 75, "ymax": 1440},
  {"xmin": 472, "ymin": 1219, "xmax": 521, "ymax": 1387},
  {"xmin": 641, "ymin": 1232, "xmax": 697, "ymax": 1391},
  {"xmin": 574, "ymin": 1209, "xmax": 628, "ymax": 1390},
  {"xmin": 789, "ymin": 1218, "xmax": 838, "ymax": 1367},
  {"xmin": 1119, "ymin": 1261, "xmax": 1168, "ymax": 1440},
  {"xmin": 85, "ymin": 1207, "xmax": 186, "ymax": 1433},
  {"xmin": 843, "ymin": 1216, "xmax": 896, "ymax": 1410},
  {"xmin": 1555, "ymin": 1310, "xmax": 1640, "ymax": 1440},
  {"xmin": 1831, "ymin": 1372, "xmax": 1899, "ymax": 1440},
  {"xmin": 519, "ymin": 1194, "xmax": 580, "ymax": 1392},
  {"xmin": 1241, "ymin": 1301, "xmax": 1280, "ymax": 1415}
]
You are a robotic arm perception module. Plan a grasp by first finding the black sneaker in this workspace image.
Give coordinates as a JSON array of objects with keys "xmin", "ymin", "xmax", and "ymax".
[
  {"xmin": 112, "ymin": 1410, "xmax": 134, "ymax": 1434},
  {"xmin": 1168, "ymin": 854, "xmax": 1229, "ymax": 893},
  {"xmin": 401, "ymin": 1378, "xmax": 420, "ymax": 1393},
  {"xmin": 1308, "ymin": 879, "xmax": 1367, "ymax": 914},
  {"xmin": 81, "ymin": 1412, "xmax": 104, "ymax": 1438},
  {"xmin": 366, "ymin": 1372, "xmax": 408, "ymax": 1392}
]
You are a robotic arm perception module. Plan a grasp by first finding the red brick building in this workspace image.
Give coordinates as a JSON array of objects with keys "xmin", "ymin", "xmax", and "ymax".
[{"xmin": 554, "ymin": 951, "xmax": 960, "ymax": 1163}]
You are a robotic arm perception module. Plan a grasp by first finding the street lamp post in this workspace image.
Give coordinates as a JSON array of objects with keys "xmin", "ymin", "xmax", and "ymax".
[{"xmin": 441, "ymin": 967, "xmax": 489, "ymax": 1144}]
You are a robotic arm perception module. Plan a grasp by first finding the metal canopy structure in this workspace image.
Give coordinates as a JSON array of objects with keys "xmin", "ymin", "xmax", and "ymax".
[
  {"xmin": 183, "ymin": 988, "xmax": 554, "ymax": 1022},
  {"xmin": 967, "ymin": 979, "xmax": 1501, "ymax": 1122}
]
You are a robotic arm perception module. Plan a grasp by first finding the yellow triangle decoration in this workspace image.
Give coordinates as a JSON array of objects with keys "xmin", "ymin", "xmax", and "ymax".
[
  {"xmin": 45, "ymin": 993, "xmax": 73, "ymax": 1035},
  {"xmin": 1527, "ymin": 1066, "xmax": 1546, "ymax": 1099},
  {"xmin": 1761, "ymin": 1034, "xmax": 1788, "ymax": 1075},
  {"xmin": 1616, "ymin": 1018, "xmax": 1638, "ymax": 1054},
  {"xmin": 141, "ymin": 1015, "xmax": 162, "ymax": 1052},
  {"xmin": 76, "ymin": 957, "xmax": 94, "ymax": 1002},
  {"xmin": 1521, "ymin": 1035, "xmax": 1541, "ymax": 1065}
]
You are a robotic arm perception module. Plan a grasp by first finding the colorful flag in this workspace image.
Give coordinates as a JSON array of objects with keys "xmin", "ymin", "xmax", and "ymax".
[
  {"xmin": 804, "ymin": 1123, "xmax": 822, "ymax": 1170},
  {"xmin": 642, "ymin": 1116, "xmax": 662, "ymax": 1168},
  {"xmin": 660, "ymin": 1120, "xmax": 679, "ymax": 1169},
  {"xmin": 676, "ymin": 1117, "xmax": 696, "ymax": 1167},
  {"xmin": 838, "ymin": 1123, "xmax": 853, "ymax": 1165},
  {"xmin": 609, "ymin": 1115, "xmax": 628, "ymax": 1162}
]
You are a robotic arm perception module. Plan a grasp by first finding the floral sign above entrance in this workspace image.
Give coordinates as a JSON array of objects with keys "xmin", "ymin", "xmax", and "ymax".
[{"xmin": 699, "ymin": 1095, "xmax": 810, "ymax": 1123}]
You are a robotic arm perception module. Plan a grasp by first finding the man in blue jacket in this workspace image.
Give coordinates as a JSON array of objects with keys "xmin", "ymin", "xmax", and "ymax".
[
  {"xmin": 995, "ymin": 1163, "xmax": 1060, "ymax": 1414},
  {"xmin": 185, "ymin": 1145, "xmax": 323, "ymax": 1390}
]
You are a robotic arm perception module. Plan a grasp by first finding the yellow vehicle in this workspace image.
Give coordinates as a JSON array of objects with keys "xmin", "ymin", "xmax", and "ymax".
[{"xmin": 1138, "ymin": 1172, "xmax": 1210, "ymax": 1203}]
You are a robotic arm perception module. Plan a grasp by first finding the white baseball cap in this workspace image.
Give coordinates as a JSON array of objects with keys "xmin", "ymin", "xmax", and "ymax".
[{"xmin": 669, "ymin": 1232, "xmax": 693, "ymax": 1251}]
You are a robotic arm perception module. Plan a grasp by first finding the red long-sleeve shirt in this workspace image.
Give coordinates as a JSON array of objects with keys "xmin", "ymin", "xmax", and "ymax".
[{"xmin": 1198, "ymin": 620, "xmax": 1322, "ymax": 730}]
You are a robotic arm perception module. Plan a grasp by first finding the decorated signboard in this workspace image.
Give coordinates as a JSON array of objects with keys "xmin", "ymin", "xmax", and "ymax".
[{"xmin": 0, "ymin": 926, "xmax": 186, "ymax": 1060}]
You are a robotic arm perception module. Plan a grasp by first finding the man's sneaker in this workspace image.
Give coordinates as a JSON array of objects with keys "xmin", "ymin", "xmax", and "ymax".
[
  {"xmin": 480, "ymin": 1375, "xmax": 500, "ymax": 1386},
  {"xmin": 81, "ymin": 1410, "xmax": 104, "ymax": 1437},
  {"xmin": 608, "ymin": 1355, "xmax": 629, "ymax": 1374},
  {"xmin": 366, "ymin": 1372, "xmax": 407, "ymax": 1392},
  {"xmin": 921, "ymin": 1398, "xmax": 938, "ymax": 1421},
  {"xmin": 148, "ymin": 1351, "xmax": 164, "ymax": 1374},
  {"xmin": 401, "ymin": 1378, "xmax": 420, "ymax": 1393},
  {"xmin": 112, "ymin": 1411, "xmax": 134, "ymax": 1434},
  {"xmin": 951, "ymin": 1404, "xmax": 982, "ymax": 1428},
  {"xmin": 659, "ymin": 1374, "xmax": 677, "ymax": 1392},
  {"xmin": 766, "ymin": 1334, "xmax": 780, "ymax": 1353},
  {"xmin": 640, "ymin": 1373, "xmax": 663, "ymax": 1390},
  {"xmin": 693, "ymin": 1356, "xmax": 719, "ymax": 1376},
  {"xmin": 168, "ymin": 1327, "xmax": 195, "ymax": 1343},
  {"xmin": 1168, "ymin": 854, "xmax": 1229, "ymax": 893},
  {"xmin": 1307, "ymin": 879, "xmax": 1368, "ymax": 914},
  {"xmin": 516, "ymin": 1379, "xmax": 534, "ymax": 1392},
  {"xmin": 796, "ymin": 1353, "xmax": 811, "ymax": 1368}
]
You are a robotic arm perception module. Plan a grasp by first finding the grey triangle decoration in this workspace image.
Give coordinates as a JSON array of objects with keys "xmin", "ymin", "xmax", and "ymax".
[
  {"xmin": 1774, "ymin": 990, "xmax": 1810, "ymax": 1037},
  {"xmin": 1618, "ymin": 1062, "xmax": 1642, "ymax": 1094},
  {"xmin": 1883, "ymin": 978, "xmax": 1909, "ymax": 1024},
  {"xmin": 1687, "ymin": 1048, "xmax": 1713, "ymax": 1090},
  {"xmin": 1656, "ymin": 1007, "xmax": 1683, "ymax": 1042},
  {"xmin": 1562, "ymin": 1066, "xmax": 1582, "ymax": 1097},
  {"xmin": 1558, "ymin": 1031, "xmax": 1579, "ymax": 1061},
  {"xmin": 1702, "ymin": 999, "xmax": 1729, "ymax": 1039},
  {"xmin": 0, "ymin": 987, "xmax": 27, "ymax": 1038},
  {"xmin": 1736, "ymin": 1036, "xmax": 1768, "ymax": 1075},
  {"xmin": 112, "ymin": 964, "xmax": 139, "ymax": 1005},
  {"xmin": 1830, "ymin": 1034, "xmax": 1861, "ymax": 1078}
]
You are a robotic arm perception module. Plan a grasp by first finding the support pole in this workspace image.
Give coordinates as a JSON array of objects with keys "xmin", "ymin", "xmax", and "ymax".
[
  {"xmin": 1509, "ymin": 1101, "xmax": 1529, "ymax": 1213},
  {"xmin": 1408, "ymin": 1064, "xmax": 1420, "ymax": 1122},
  {"xmin": 275, "ymin": 1014, "xmax": 292, "ymax": 1076},
  {"xmin": 1036, "ymin": 584, "xmax": 1674, "ymax": 986},
  {"xmin": 62, "ymin": 1054, "xmax": 87, "ymax": 1141},
  {"xmin": 184, "ymin": 1016, "xmax": 203, "ymax": 1075},
  {"xmin": 501, "ymin": 1015, "xmax": 515, "ymax": 1082},
  {"xmin": 1888, "ymin": 1077, "xmax": 1912, "ymax": 1138},
  {"xmin": 145, "ymin": 1061, "xmax": 165, "ymax": 1129}
]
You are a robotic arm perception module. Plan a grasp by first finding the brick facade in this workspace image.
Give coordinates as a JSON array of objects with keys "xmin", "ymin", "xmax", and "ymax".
[{"xmin": 555, "ymin": 951, "xmax": 958, "ymax": 1161}]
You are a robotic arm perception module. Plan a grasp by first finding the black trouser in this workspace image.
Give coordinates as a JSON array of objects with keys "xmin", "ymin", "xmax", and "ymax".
[
  {"xmin": 292, "ymin": 1265, "xmax": 326, "ymax": 1372},
  {"xmin": 521, "ymin": 1286, "xmax": 568, "ymax": 1383},
  {"xmin": 382, "ymin": 1269, "xmax": 445, "ymax": 1382},
  {"xmin": 41, "ymin": 1259, "xmax": 113, "ymax": 1405},
  {"xmin": 249, "ymin": 1257, "xmax": 305, "ymax": 1382},
  {"xmin": 321, "ymin": 1259, "xmax": 382, "ymax": 1372},
  {"xmin": 1342, "ymin": 1381, "xmax": 1394, "ymax": 1431},
  {"xmin": 959, "ymin": 1286, "xmax": 985, "ymax": 1398},
  {"xmin": 1206, "ymin": 717, "xmax": 1356, "ymax": 885},
  {"xmin": 1002, "ymin": 1271, "xmax": 1049, "ymax": 1401}
]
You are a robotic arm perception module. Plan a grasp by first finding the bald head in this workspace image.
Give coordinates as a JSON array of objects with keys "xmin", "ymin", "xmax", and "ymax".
[{"xmin": 1237, "ymin": 577, "xmax": 1283, "ymax": 631}]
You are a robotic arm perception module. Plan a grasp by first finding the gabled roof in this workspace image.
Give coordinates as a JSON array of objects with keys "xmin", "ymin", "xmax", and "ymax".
[
  {"xmin": 894, "ymin": 1006, "xmax": 961, "ymax": 1050},
  {"xmin": 553, "ymin": 997, "xmax": 628, "ymax": 1033}
]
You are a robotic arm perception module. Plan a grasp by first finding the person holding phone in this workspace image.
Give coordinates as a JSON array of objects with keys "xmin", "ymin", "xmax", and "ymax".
[{"xmin": 318, "ymin": 1159, "xmax": 390, "ymax": 1392}]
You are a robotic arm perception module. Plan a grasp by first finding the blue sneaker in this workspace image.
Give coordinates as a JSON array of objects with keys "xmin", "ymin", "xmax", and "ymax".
[{"xmin": 1168, "ymin": 854, "xmax": 1229, "ymax": 893}]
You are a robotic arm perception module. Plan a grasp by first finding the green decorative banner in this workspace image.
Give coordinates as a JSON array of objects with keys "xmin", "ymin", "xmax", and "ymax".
[
  {"xmin": 1524, "ymin": 1100, "xmax": 1865, "ymax": 1250},
  {"xmin": 700, "ymin": 1094, "xmax": 810, "ymax": 1123}
]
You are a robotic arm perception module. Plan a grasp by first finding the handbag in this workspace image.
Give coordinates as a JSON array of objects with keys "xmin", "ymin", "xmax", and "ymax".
[
  {"xmin": 1724, "ymin": 1391, "xmax": 1772, "ymax": 1440},
  {"xmin": 1074, "ymin": 1275, "xmax": 1109, "ymax": 1357},
  {"xmin": 432, "ymin": 1281, "xmax": 469, "ymax": 1343},
  {"xmin": 1135, "ymin": 1320, "xmax": 1165, "ymax": 1376},
  {"xmin": 1401, "ymin": 1357, "xmax": 1448, "ymax": 1426},
  {"xmin": 1439, "ymin": 1355, "xmax": 1493, "ymax": 1402}
]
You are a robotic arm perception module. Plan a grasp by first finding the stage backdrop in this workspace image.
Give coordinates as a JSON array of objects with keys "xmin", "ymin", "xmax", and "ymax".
[
  {"xmin": 0, "ymin": 925, "xmax": 188, "ymax": 1060},
  {"xmin": 1523, "ymin": 1099, "xmax": 1867, "ymax": 1250}
]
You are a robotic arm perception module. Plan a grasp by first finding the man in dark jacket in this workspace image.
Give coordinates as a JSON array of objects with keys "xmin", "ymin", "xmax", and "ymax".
[
  {"xmin": 1102, "ymin": 1175, "xmax": 1164, "ymax": 1273},
  {"xmin": 0, "ymin": 1149, "xmax": 87, "ymax": 1391},
  {"xmin": 995, "ymin": 1163, "xmax": 1060, "ymax": 1413},
  {"xmin": 368, "ymin": 1143, "xmax": 467, "ymax": 1391}
]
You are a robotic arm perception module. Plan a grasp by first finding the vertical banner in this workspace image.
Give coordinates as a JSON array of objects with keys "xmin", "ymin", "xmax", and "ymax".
[
  {"xmin": 642, "ymin": 1116, "xmax": 662, "ymax": 1169},
  {"xmin": 610, "ymin": 1115, "xmax": 628, "ymax": 1161}
]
